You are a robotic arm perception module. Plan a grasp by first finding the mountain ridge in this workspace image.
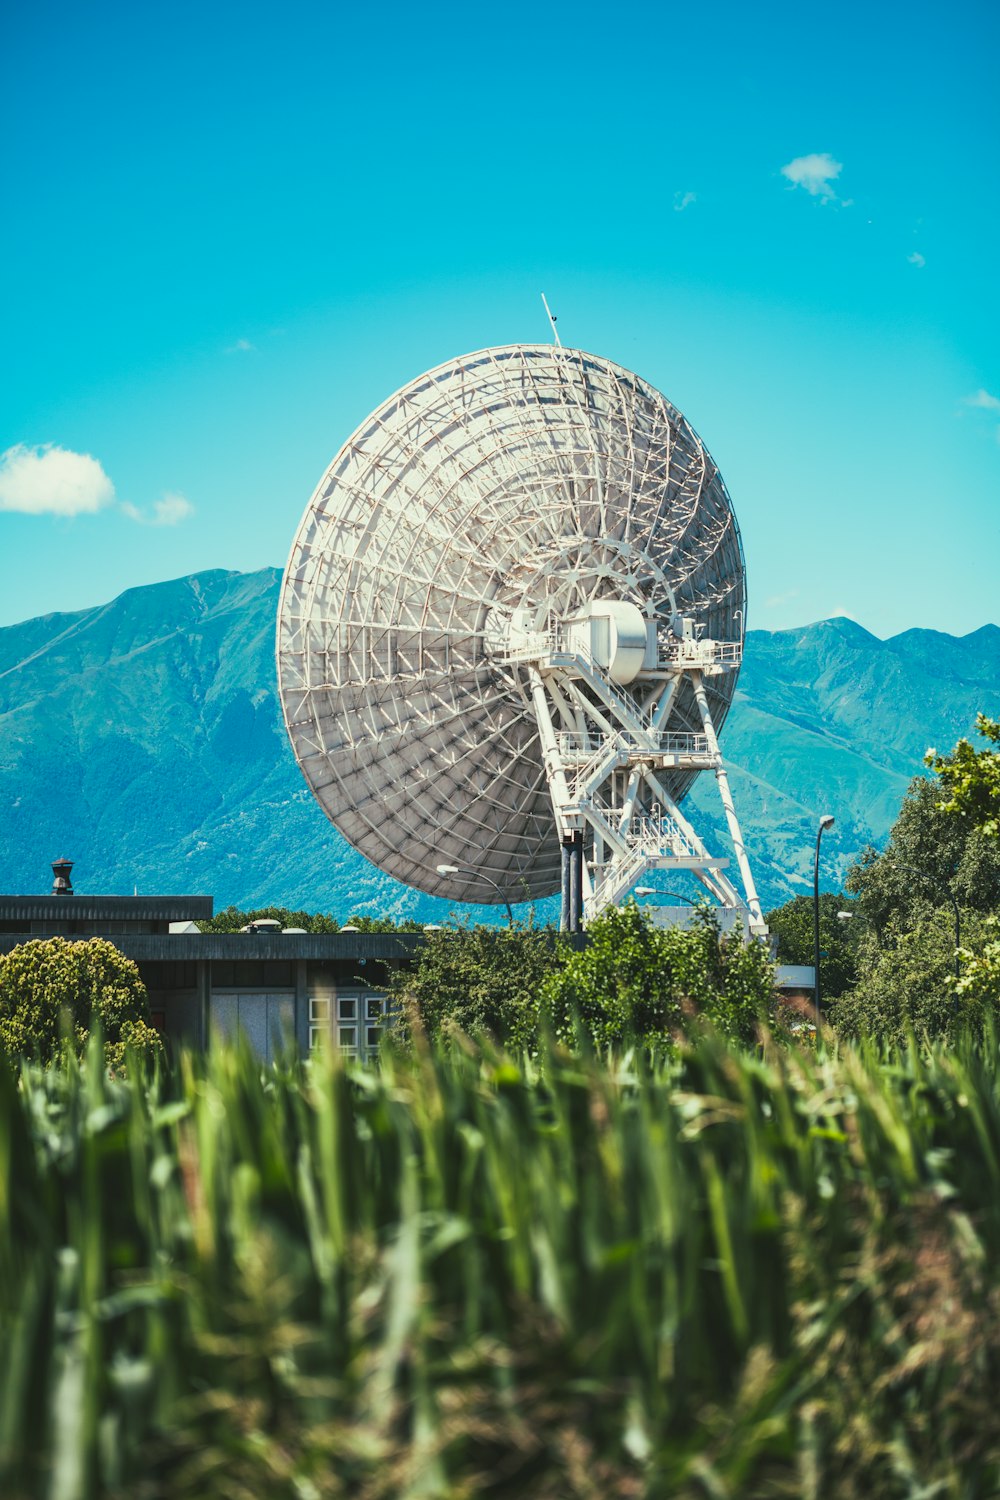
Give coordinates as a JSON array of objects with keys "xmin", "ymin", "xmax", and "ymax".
[{"xmin": 0, "ymin": 567, "xmax": 995, "ymax": 917}]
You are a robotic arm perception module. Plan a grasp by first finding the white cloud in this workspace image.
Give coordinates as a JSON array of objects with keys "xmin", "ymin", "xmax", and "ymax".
[
  {"xmin": 225, "ymin": 337, "xmax": 255, "ymax": 353},
  {"xmin": 0, "ymin": 442, "xmax": 193, "ymax": 527},
  {"xmin": 780, "ymin": 152, "xmax": 844, "ymax": 203},
  {"xmin": 0, "ymin": 443, "xmax": 115, "ymax": 516},
  {"xmin": 965, "ymin": 389, "xmax": 1000, "ymax": 411},
  {"xmin": 907, "ymin": 251, "xmax": 926, "ymax": 267},
  {"xmin": 765, "ymin": 589, "xmax": 800, "ymax": 609},
  {"xmin": 673, "ymin": 190, "xmax": 696, "ymax": 212},
  {"xmin": 120, "ymin": 492, "xmax": 194, "ymax": 527}
]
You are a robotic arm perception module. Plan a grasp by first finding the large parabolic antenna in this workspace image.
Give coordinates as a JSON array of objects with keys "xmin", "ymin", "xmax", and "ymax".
[{"xmin": 277, "ymin": 343, "xmax": 764, "ymax": 931}]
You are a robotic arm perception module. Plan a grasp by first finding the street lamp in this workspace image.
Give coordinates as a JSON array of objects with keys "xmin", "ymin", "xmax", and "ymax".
[
  {"xmin": 633, "ymin": 886, "xmax": 695, "ymax": 903},
  {"xmin": 435, "ymin": 864, "xmax": 514, "ymax": 928},
  {"xmin": 813, "ymin": 815, "xmax": 835, "ymax": 1028},
  {"xmin": 888, "ymin": 861, "xmax": 961, "ymax": 979}
]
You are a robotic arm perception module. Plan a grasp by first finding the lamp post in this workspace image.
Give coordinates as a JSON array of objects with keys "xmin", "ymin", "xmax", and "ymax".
[
  {"xmin": 888, "ymin": 861, "xmax": 961, "ymax": 979},
  {"xmin": 813, "ymin": 815, "xmax": 835, "ymax": 1028},
  {"xmin": 435, "ymin": 864, "xmax": 514, "ymax": 928}
]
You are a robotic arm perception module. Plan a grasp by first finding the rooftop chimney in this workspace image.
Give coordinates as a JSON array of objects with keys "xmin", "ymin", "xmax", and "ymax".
[{"xmin": 51, "ymin": 857, "xmax": 74, "ymax": 896}]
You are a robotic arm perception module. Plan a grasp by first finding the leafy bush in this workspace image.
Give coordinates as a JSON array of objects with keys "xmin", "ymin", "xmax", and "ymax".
[
  {"xmin": 0, "ymin": 937, "xmax": 162, "ymax": 1068},
  {"xmin": 389, "ymin": 923, "xmax": 561, "ymax": 1047},
  {"xmin": 541, "ymin": 902, "xmax": 777, "ymax": 1049}
]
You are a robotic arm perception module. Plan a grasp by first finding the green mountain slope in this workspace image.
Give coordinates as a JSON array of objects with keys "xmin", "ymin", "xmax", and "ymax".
[{"xmin": 0, "ymin": 569, "xmax": 996, "ymax": 918}]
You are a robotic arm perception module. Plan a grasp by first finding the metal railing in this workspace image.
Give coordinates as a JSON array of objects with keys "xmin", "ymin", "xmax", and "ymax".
[
  {"xmin": 659, "ymin": 639, "xmax": 742, "ymax": 668},
  {"xmin": 555, "ymin": 730, "xmax": 711, "ymax": 761},
  {"xmin": 585, "ymin": 814, "xmax": 696, "ymax": 920},
  {"xmin": 497, "ymin": 627, "xmax": 741, "ymax": 674},
  {"xmin": 626, "ymin": 812, "xmax": 697, "ymax": 860}
]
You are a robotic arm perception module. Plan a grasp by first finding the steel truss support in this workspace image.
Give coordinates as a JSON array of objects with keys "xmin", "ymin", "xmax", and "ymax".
[{"xmin": 516, "ymin": 631, "xmax": 766, "ymax": 936}]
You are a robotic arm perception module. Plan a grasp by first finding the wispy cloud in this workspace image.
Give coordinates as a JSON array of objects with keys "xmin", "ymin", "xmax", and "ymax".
[
  {"xmin": 964, "ymin": 389, "xmax": 1000, "ymax": 412},
  {"xmin": 225, "ymin": 337, "xmax": 255, "ymax": 353},
  {"xmin": 765, "ymin": 589, "xmax": 800, "ymax": 610},
  {"xmin": 780, "ymin": 152, "xmax": 845, "ymax": 204},
  {"xmin": 0, "ymin": 443, "xmax": 115, "ymax": 516},
  {"xmin": 907, "ymin": 251, "xmax": 926, "ymax": 268},
  {"xmin": 673, "ymin": 191, "xmax": 696, "ymax": 212},
  {"xmin": 120, "ymin": 493, "xmax": 195, "ymax": 527}
]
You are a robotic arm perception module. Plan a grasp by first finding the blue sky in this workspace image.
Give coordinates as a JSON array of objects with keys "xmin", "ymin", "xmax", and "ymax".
[{"xmin": 2, "ymin": 0, "xmax": 997, "ymax": 638}]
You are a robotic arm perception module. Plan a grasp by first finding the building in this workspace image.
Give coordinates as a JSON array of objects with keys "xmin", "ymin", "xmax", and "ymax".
[{"xmin": 0, "ymin": 861, "xmax": 422, "ymax": 1060}]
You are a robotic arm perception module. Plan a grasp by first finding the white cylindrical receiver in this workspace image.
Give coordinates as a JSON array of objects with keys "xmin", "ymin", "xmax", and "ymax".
[{"xmin": 580, "ymin": 600, "xmax": 648, "ymax": 683}]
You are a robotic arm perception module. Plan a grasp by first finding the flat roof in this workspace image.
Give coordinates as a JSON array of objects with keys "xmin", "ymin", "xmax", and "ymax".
[
  {"xmin": 0, "ymin": 930, "xmax": 426, "ymax": 961},
  {"xmin": 0, "ymin": 895, "xmax": 214, "ymax": 922}
]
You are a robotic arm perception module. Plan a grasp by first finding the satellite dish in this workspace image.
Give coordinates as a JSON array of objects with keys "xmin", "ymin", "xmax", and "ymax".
[{"xmin": 277, "ymin": 344, "xmax": 763, "ymax": 931}]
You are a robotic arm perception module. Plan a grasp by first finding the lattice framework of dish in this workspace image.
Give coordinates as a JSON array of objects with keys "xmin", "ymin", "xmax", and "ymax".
[{"xmin": 277, "ymin": 344, "xmax": 745, "ymax": 905}]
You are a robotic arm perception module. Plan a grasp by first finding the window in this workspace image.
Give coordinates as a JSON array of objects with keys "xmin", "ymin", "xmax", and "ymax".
[
  {"xmin": 309, "ymin": 996, "xmax": 330, "ymax": 1051},
  {"xmin": 311, "ymin": 989, "xmax": 391, "ymax": 1060}
]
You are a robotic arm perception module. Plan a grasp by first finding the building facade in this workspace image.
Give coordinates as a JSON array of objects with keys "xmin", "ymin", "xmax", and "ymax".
[{"xmin": 0, "ymin": 885, "xmax": 421, "ymax": 1060}]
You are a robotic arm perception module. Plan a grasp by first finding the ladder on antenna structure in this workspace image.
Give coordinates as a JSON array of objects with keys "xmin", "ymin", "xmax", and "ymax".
[{"xmin": 501, "ymin": 619, "xmax": 766, "ymax": 935}]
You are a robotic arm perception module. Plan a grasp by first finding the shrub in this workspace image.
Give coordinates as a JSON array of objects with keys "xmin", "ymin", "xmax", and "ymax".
[
  {"xmin": 389, "ymin": 923, "xmax": 561, "ymax": 1048},
  {"xmin": 0, "ymin": 936, "xmax": 162, "ymax": 1068},
  {"xmin": 541, "ymin": 902, "xmax": 777, "ymax": 1050}
]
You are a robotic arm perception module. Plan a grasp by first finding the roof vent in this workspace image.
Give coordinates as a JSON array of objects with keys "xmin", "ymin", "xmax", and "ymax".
[{"xmin": 51, "ymin": 857, "xmax": 74, "ymax": 896}]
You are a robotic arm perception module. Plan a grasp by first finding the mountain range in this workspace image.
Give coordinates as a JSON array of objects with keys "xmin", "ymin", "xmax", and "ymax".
[{"xmin": 1, "ymin": 568, "xmax": 996, "ymax": 920}]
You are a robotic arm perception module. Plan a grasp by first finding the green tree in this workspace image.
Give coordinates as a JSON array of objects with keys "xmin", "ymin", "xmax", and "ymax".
[
  {"xmin": 829, "ymin": 909, "xmax": 995, "ymax": 1046},
  {"xmin": 954, "ymin": 915, "xmax": 1000, "ymax": 1010},
  {"xmin": 926, "ymin": 713, "xmax": 1000, "ymax": 838},
  {"xmin": 845, "ymin": 775, "xmax": 1000, "ymax": 943},
  {"xmin": 830, "ymin": 726, "xmax": 1000, "ymax": 1046},
  {"xmin": 0, "ymin": 937, "xmax": 162, "ymax": 1068},
  {"xmin": 388, "ymin": 924, "xmax": 561, "ymax": 1049},
  {"xmin": 765, "ymin": 892, "xmax": 860, "ymax": 999},
  {"xmin": 541, "ymin": 903, "xmax": 777, "ymax": 1051}
]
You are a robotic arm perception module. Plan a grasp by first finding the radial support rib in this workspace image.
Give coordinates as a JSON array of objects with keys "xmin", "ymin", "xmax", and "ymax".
[
  {"xmin": 527, "ymin": 665, "xmax": 578, "ymax": 839},
  {"xmin": 689, "ymin": 671, "xmax": 765, "ymax": 931}
]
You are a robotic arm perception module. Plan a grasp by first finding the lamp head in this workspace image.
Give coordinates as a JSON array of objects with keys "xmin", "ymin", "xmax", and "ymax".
[
  {"xmin": 819, "ymin": 814, "xmax": 835, "ymax": 831},
  {"xmin": 436, "ymin": 863, "xmax": 459, "ymax": 876}
]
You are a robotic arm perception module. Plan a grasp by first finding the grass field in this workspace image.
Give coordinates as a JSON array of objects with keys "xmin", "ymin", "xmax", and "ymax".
[{"xmin": 3, "ymin": 1030, "xmax": 1000, "ymax": 1498}]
